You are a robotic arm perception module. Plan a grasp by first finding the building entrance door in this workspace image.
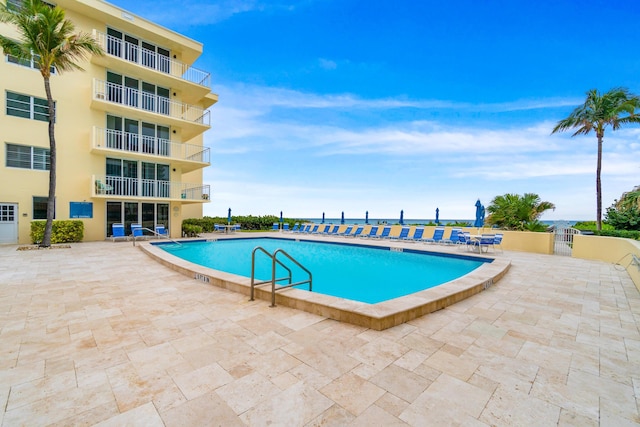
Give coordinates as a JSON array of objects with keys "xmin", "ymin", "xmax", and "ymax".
[{"xmin": 0, "ymin": 203, "xmax": 18, "ymax": 244}]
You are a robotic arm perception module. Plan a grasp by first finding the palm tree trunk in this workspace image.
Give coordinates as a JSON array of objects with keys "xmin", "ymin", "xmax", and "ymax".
[
  {"xmin": 596, "ymin": 132, "xmax": 603, "ymax": 231},
  {"xmin": 40, "ymin": 76, "xmax": 56, "ymax": 247}
]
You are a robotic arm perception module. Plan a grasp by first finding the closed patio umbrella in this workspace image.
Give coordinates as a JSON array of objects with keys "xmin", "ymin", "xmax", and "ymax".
[
  {"xmin": 474, "ymin": 200, "xmax": 485, "ymax": 227},
  {"xmin": 365, "ymin": 211, "xmax": 369, "ymax": 224},
  {"xmin": 341, "ymin": 212, "xmax": 345, "ymax": 224},
  {"xmin": 322, "ymin": 212, "xmax": 325, "ymax": 224},
  {"xmin": 399, "ymin": 210, "xmax": 404, "ymax": 225},
  {"xmin": 227, "ymin": 208, "xmax": 232, "ymax": 225},
  {"xmin": 435, "ymin": 208, "xmax": 440, "ymax": 225}
]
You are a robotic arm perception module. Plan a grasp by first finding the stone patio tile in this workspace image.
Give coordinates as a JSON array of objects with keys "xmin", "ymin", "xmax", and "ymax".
[
  {"xmin": 215, "ymin": 371, "xmax": 280, "ymax": 414},
  {"xmin": 172, "ymin": 362, "xmax": 234, "ymax": 400},
  {"xmin": 320, "ymin": 372, "xmax": 386, "ymax": 416},
  {"xmin": 93, "ymin": 402, "xmax": 164, "ymax": 427},
  {"xmin": 369, "ymin": 364, "xmax": 429, "ymax": 403},
  {"xmin": 348, "ymin": 337, "xmax": 409, "ymax": 369},
  {"xmin": 160, "ymin": 392, "xmax": 245, "ymax": 427},
  {"xmin": 479, "ymin": 385, "xmax": 561, "ymax": 425},
  {"xmin": 240, "ymin": 381, "xmax": 334, "ymax": 426},
  {"xmin": 350, "ymin": 404, "xmax": 409, "ymax": 426},
  {"xmin": 306, "ymin": 404, "xmax": 355, "ymax": 426},
  {"xmin": 422, "ymin": 348, "xmax": 479, "ymax": 382}
]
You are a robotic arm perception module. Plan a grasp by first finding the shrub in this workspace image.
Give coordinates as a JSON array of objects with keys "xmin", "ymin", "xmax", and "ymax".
[
  {"xmin": 183, "ymin": 215, "xmax": 302, "ymax": 231},
  {"xmin": 30, "ymin": 220, "xmax": 84, "ymax": 244},
  {"xmin": 592, "ymin": 229, "xmax": 640, "ymax": 240},
  {"xmin": 182, "ymin": 224, "xmax": 203, "ymax": 237}
]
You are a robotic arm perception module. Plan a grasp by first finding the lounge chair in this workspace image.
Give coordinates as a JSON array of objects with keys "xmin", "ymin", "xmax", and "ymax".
[
  {"xmin": 374, "ymin": 225, "xmax": 392, "ymax": 239},
  {"xmin": 283, "ymin": 223, "xmax": 290, "ymax": 231},
  {"xmin": 299, "ymin": 224, "xmax": 311, "ymax": 233},
  {"xmin": 313, "ymin": 224, "xmax": 327, "ymax": 234},
  {"xmin": 493, "ymin": 233, "xmax": 504, "ymax": 253},
  {"xmin": 391, "ymin": 226, "xmax": 410, "ymax": 240},
  {"xmin": 233, "ymin": 224, "xmax": 241, "ymax": 232},
  {"xmin": 324, "ymin": 225, "xmax": 339, "ymax": 235},
  {"xmin": 408, "ymin": 227, "xmax": 425, "ymax": 242},
  {"xmin": 442, "ymin": 228, "xmax": 462, "ymax": 245},
  {"xmin": 424, "ymin": 227, "xmax": 444, "ymax": 244},
  {"xmin": 155, "ymin": 225, "xmax": 168, "ymax": 237},
  {"xmin": 272, "ymin": 223, "xmax": 280, "ymax": 231},
  {"xmin": 308, "ymin": 225, "xmax": 319, "ymax": 234},
  {"xmin": 363, "ymin": 226, "xmax": 379, "ymax": 238},
  {"xmin": 472, "ymin": 234, "xmax": 495, "ymax": 253},
  {"xmin": 131, "ymin": 223, "xmax": 144, "ymax": 239},
  {"xmin": 111, "ymin": 223, "xmax": 127, "ymax": 241},
  {"xmin": 338, "ymin": 225, "xmax": 353, "ymax": 236},
  {"xmin": 346, "ymin": 225, "xmax": 364, "ymax": 237}
]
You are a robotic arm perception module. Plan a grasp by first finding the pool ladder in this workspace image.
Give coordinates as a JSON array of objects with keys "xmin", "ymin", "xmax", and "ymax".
[{"xmin": 250, "ymin": 247, "xmax": 312, "ymax": 307}]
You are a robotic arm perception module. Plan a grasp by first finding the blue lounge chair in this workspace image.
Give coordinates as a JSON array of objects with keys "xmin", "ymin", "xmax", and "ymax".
[
  {"xmin": 471, "ymin": 234, "xmax": 495, "ymax": 253},
  {"xmin": 442, "ymin": 228, "xmax": 462, "ymax": 245},
  {"xmin": 272, "ymin": 223, "xmax": 280, "ymax": 231},
  {"xmin": 313, "ymin": 224, "xmax": 327, "ymax": 234},
  {"xmin": 233, "ymin": 224, "xmax": 241, "ymax": 232},
  {"xmin": 308, "ymin": 225, "xmax": 319, "ymax": 234},
  {"xmin": 338, "ymin": 225, "xmax": 353, "ymax": 236},
  {"xmin": 391, "ymin": 226, "xmax": 410, "ymax": 240},
  {"xmin": 346, "ymin": 225, "xmax": 364, "ymax": 237},
  {"xmin": 374, "ymin": 226, "xmax": 392, "ymax": 239},
  {"xmin": 493, "ymin": 233, "xmax": 504, "ymax": 253},
  {"xmin": 363, "ymin": 226, "xmax": 379, "ymax": 238},
  {"xmin": 155, "ymin": 225, "xmax": 168, "ymax": 237},
  {"xmin": 300, "ymin": 224, "xmax": 311, "ymax": 233},
  {"xmin": 324, "ymin": 225, "xmax": 339, "ymax": 235},
  {"xmin": 424, "ymin": 227, "xmax": 444, "ymax": 244},
  {"xmin": 283, "ymin": 223, "xmax": 290, "ymax": 231},
  {"xmin": 111, "ymin": 223, "xmax": 127, "ymax": 241},
  {"xmin": 131, "ymin": 223, "xmax": 144, "ymax": 239},
  {"xmin": 409, "ymin": 227, "xmax": 425, "ymax": 242}
]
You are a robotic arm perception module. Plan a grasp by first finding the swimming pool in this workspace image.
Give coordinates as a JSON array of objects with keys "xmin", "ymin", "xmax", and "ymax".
[
  {"xmin": 142, "ymin": 234, "xmax": 511, "ymax": 330},
  {"xmin": 157, "ymin": 237, "xmax": 489, "ymax": 304}
]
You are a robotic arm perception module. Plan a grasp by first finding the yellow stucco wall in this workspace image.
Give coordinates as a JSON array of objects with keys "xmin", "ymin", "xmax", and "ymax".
[
  {"xmin": 573, "ymin": 235, "xmax": 640, "ymax": 291},
  {"xmin": 0, "ymin": 0, "xmax": 213, "ymax": 244}
]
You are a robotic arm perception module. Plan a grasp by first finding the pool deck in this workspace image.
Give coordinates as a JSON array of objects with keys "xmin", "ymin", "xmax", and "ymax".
[{"xmin": 0, "ymin": 236, "xmax": 639, "ymax": 425}]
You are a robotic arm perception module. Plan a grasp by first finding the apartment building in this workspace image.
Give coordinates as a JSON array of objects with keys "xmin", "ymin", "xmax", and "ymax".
[{"xmin": 0, "ymin": 0, "xmax": 216, "ymax": 244}]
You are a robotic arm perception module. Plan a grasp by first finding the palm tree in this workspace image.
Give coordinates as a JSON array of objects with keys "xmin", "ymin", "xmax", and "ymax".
[
  {"xmin": 551, "ymin": 88, "xmax": 640, "ymax": 231},
  {"xmin": 0, "ymin": 0, "xmax": 102, "ymax": 247},
  {"xmin": 486, "ymin": 193, "xmax": 555, "ymax": 231}
]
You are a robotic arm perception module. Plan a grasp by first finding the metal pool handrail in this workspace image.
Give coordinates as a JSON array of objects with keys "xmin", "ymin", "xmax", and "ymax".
[{"xmin": 250, "ymin": 246, "xmax": 313, "ymax": 307}]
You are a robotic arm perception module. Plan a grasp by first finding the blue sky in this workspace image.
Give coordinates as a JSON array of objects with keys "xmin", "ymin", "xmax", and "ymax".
[{"xmin": 110, "ymin": 0, "xmax": 640, "ymax": 221}]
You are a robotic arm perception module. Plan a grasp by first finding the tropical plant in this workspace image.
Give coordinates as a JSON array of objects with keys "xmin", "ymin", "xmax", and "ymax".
[
  {"xmin": 551, "ymin": 88, "xmax": 640, "ymax": 231},
  {"xmin": 0, "ymin": 0, "xmax": 103, "ymax": 247},
  {"xmin": 485, "ymin": 193, "xmax": 555, "ymax": 231},
  {"xmin": 605, "ymin": 185, "xmax": 640, "ymax": 231}
]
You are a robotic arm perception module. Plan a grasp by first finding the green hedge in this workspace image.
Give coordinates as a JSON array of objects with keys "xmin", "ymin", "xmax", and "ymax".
[
  {"xmin": 591, "ymin": 229, "xmax": 640, "ymax": 240},
  {"xmin": 30, "ymin": 220, "xmax": 84, "ymax": 244},
  {"xmin": 183, "ymin": 215, "xmax": 303, "ymax": 232}
]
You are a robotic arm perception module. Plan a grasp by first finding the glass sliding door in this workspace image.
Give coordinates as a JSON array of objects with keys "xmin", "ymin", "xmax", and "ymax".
[
  {"xmin": 125, "ymin": 76, "xmax": 139, "ymax": 108},
  {"xmin": 157, "ymin": 86, "xmax": 170, "ymax": 115},
  {"xmin": 106, "ymin": 115, "xmax": 122, "ymax": 149},
  {"xmin": 142, "ymin": 162, "xmax": 156, "ymax": 197},
  {"xmin": 124, "ymin": 119, "xmax": 139, "ymax": 152},
  {"xmin": 158, "ymin": 125, "xmax": 170, "ymax": 156},
  {"xmin": 157, "ymin": 204, "xmax": 169, "ymax": 230},
  {"xmin": 141, "ymin": 122, "xmax": 156, "ymax": 154},
  {"xmin": 106, "ymin": 71, "xmax": 122, "ymax": 103},
  {"xmin": 157, "ymin": 164, "xmax": 170, "ymax": 198},
  {"xmin": 124, "ymin": 202, "xmax": 138, "ymax": 233},
  {"xmin": 106, "ymin": 201, "xmax": 122, "ymax": 237},
  {"xmin": 142, "ymin": 203, "xmax": 155, "ymax": 232}
]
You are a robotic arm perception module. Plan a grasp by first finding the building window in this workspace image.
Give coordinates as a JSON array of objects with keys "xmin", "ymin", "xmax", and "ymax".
[
  {"xmin": 6, "ymin": 91, "xmax": 54, "ymax": 122},
  {"xmin": 6, "ymin": 143, "xmax": 50, "ymax": 170},
  {"xmin": 6, "ymin": 52, "xmax": 56, "ymax": 74},
  {"xmin": 33, "ymin": 196, "xmax": 51, "ymax": 220}
]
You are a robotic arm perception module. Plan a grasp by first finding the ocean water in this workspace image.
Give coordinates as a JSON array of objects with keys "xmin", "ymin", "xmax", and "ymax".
[{"xmin": 301, "ymin": 218, "xmax": 579, "ymax": 227}]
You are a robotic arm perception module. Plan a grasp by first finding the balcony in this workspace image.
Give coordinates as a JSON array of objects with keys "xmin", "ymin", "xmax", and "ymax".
[
  {"xmin": 93, "ymin": 175, "xmax": 210, "ymax": 203},
  {"xmin": 91, "ymin": 127, "xmax": 210, "ymax": 173},
  {"xmin": 92, "ymin": 79, "xmax": 210, "ymax": 140},
  {"xmin": 91, "ymin": 30, "xmax": 211, "ymax": 104}
]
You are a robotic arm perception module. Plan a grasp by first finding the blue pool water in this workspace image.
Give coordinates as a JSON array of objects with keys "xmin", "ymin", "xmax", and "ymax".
[{"xmin": 158, "ymin": 238, "xmax": 488, "ymax": 304}]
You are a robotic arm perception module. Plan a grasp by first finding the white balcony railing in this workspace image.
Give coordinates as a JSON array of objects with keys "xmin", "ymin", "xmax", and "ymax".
[
  {"xmin": 93, "ymin": 30, "xmax": 211, "ymax": 88},
  {"xmin": 93, "ymin": 127, "xmax": 210, "ymax": 163},
  {"xmin": 93, "ymin": 175, "xmax": 210, "ymax": 201},
  {"xmin": 93, "ymin": 79, "xmax": 210, "ymax": 126}
]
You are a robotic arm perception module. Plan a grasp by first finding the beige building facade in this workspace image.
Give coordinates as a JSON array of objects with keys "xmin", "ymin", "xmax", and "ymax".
[{"xmin": 0, "ymin": 0, "xmax": 216, "ymax": 244}]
